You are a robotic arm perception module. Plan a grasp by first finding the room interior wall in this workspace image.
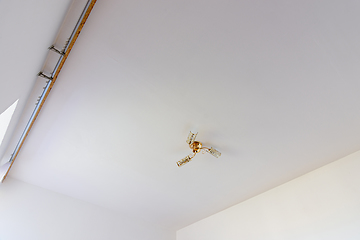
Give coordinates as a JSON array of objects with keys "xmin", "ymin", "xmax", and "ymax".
[
  {"xmin": 0, "ymin": 177, "xmax": 175, "ymax": 240},
  {"xmin": 177, "ymin": 150, "xmax": 360, "ymax": 240}
]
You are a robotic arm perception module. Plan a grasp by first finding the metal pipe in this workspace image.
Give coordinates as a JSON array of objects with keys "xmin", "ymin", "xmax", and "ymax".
[
  {"xmin": 9, "ymin": 80, "xmax": 52, "ymax": 163},
  {"xmin": 52, "ymin": 0, "xmax": 93, "ymax": 79},
  {"xmin": 3, "ymin": 0, "xmax": 97, "ymax": 182}
]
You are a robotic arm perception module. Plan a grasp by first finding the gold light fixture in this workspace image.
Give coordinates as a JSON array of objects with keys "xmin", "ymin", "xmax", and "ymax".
[{"xmin": 177, "ymin": 131, "xmax": 221, "ymax": 167}]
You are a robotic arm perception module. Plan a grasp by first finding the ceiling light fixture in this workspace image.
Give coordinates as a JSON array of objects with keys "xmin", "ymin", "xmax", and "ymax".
[{"xmin": 177, "ymin": 131, "xmax": 221, "ymax": 167}]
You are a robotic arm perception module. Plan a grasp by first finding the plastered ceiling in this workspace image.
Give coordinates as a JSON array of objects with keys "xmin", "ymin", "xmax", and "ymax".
[{"xmin": 3, "ymin": 0, "xmax": 360, "ymax": 231}]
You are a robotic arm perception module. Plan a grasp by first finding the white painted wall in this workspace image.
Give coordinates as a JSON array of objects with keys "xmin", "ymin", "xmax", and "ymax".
[
  {"xmin": 0, "ymin": 177, "xmax": 175, "ymax": 240},
  {"xmin": 177, "ymin": 151, "xmax": 360, "ymax": 240}
]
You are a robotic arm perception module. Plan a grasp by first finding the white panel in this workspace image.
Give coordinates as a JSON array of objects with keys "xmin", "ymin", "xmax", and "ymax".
[
  {"xmin": 177, "ymin": 151, "xmax": 360, "ymax": 239},
  {"xmin": 0, "ymin": 178, "xmax": 175, "ymax": 240}
]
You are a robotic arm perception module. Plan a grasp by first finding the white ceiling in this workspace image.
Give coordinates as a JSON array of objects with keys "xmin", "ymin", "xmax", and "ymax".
[{"xmin": 3, "ymin": 0, "xmax": 360, "ymax": 231}]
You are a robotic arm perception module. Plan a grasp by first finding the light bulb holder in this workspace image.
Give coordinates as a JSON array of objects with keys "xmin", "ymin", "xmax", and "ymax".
[{"xmin": 177, "ymin": 131, "xmax": 221, "ymax": 167}]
